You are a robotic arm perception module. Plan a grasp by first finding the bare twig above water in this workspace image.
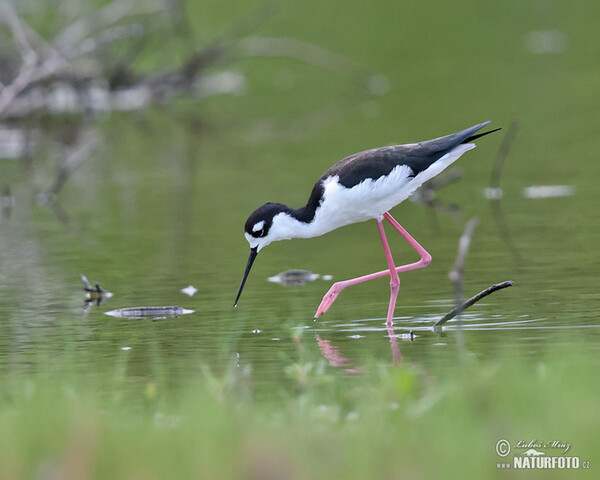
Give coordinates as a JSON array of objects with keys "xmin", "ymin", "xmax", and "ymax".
[
  {"xmin": 433, "ymin": 281, "xmax": 514, "ymax": 328},
  {"xmin": 449, "ymin": 218, "xmax": 478, "ymax": 311},
  {"xmin": 446, "ymin": 218, "xmax": 478, "ymax": 350}
]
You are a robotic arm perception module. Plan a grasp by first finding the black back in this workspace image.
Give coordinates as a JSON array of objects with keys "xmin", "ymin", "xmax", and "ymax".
[{"xmin": 321, "ymin": 121, "xmax": 495, "ymax": 188}]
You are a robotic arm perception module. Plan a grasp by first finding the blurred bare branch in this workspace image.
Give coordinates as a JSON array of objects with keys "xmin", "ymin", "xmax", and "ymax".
[
  {"xmin": 448, "ymin": 216, "xmax": 478, "ymax": 354},
  {"xmin": 37, "ymin": 130, "xmax": 99, "ymax": 205},
  {"xmin": 0, "ymin": 1, "xmax": 383, "ymax": 120},
  {"xmin": 2, "ymin": 1, "xmax": 37, "ymax": 64},
  {"xmin": 237, "ymin": 36, "xmax": 388, "ymax": 93},
  {"xmin": 411, "ymin": 168, "xmax": 464, "ymax": 229},
  {"xmin": 486, "ymin": 122, "xmax": 522, "ymax": 264},
  {"xmin": 0, "ymin": 0, "xmax": 158, "ymax": 116},
  {"xmin": 490, "ymin": 121, "xmax": 519, "ymax": 189},
  {"xmin": 449, "ymin": 217, "xmax": 478, "ymax": 308}
]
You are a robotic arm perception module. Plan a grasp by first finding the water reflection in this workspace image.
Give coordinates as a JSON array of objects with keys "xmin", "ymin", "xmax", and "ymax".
[
  {"xmin": 316, "ymin": 313, "xmax": 600, "ymax": 339},
  {"xmin": 315, "ymin": 324, "xmax": 409, "ymax": 369},
  {"xmin": 268, "ymin": 269, "xmax": 333, "ymax": 286},
  {"xmin": 81, "ymin": 273, "xmax": 113, "ymax": 307},
  {"xmin": 311, "ymin": 310, "xmax": 600, "ymax": 372}
]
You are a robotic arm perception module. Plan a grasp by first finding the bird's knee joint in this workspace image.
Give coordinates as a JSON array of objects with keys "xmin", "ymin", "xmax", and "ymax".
[{"xmin": 421, "ymin": 252, "xmax": 432, "ymax": 266}]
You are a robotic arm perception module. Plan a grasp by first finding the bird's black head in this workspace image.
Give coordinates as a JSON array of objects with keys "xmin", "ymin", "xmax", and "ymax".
[
  {"xmin": 244, "ymin": 202, "xmax": 289, "ymax": 244},
  {"xmin": 235, "ymin": 202, "xmax": 290, "ymax": 308}
]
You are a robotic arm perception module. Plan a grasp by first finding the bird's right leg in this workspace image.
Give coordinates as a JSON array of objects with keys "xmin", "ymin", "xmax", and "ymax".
[{"xmin": 314, "ymin": 212, "xmax": 432, "ymax": 319}]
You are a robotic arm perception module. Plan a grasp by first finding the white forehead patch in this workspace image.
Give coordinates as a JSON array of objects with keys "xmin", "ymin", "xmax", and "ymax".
[{"xmin": 252, "ymin": 220, "xmax": 265, "ymax": 233}]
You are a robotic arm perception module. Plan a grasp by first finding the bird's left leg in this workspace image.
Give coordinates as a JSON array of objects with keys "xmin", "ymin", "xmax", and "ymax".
[
  {"xmin": 377, "ymin": 217, "xmax": 401, "ymax": 326},
  {"xmin": 314, "ymin": 218, "xmax": 401, "ymax": 322},
  {"xmin": 382, "ymin": 212, "xmax": 432, "ymax": 272},
  {"xmin": 315, "ymin": 212, "xmax": 432, "ymax": 319}
]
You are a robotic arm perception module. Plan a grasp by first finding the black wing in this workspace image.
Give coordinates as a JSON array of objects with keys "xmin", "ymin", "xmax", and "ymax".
[{"xmin": 321, "ymin": 121, "xmax": 496, "ymax": 188}]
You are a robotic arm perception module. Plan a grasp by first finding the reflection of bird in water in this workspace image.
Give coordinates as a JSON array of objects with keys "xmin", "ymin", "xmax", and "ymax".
[
  {"xmin": 315, "ymin": 335, "xmax": 364, "ymax": 373},
  {"xmin": 235, "ymin": 122, "xmax": 499, "ymax": 325}
]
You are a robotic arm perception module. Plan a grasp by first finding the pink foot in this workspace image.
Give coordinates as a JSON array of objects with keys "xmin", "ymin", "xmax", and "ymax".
[{"xmin": 314, "ymin": 282, "xmax": 346, "ymax": 319}]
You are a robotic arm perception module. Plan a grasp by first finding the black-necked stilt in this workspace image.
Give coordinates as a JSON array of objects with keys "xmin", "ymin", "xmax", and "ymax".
[{"xmin": 235, "ymin": 121, "xmax": 500, "ymax": 325}]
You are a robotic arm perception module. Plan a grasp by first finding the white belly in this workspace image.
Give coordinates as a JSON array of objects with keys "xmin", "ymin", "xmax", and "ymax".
[{"xmin": 270, "ymin": 143, "xmax": 475, "ymax": 241}]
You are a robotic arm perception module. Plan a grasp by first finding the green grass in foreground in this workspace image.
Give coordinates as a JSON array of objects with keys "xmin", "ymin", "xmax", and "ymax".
[{"xmin": 0, "ymin": 343, "xmax": 598, "ymax": 480}]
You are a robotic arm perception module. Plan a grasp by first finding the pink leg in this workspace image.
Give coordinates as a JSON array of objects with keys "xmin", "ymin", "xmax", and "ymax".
[
  {"xmin": 314, "ymin": 212, "xmax": 432, "ymax": 319},
  {"xmin": 378, "ymin": 218, "xmax": 400, "ymax": 326}
]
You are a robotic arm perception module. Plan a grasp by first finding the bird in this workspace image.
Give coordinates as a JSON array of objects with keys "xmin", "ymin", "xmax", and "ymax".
[{"xmin": 234, "ymin": 121, "xmax": 500, "ymax": 325}]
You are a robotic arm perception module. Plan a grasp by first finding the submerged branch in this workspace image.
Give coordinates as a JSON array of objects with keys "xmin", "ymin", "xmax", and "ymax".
[{"xmin": 433, "ymin": 281, "xmax": 514, "ymax": 328}]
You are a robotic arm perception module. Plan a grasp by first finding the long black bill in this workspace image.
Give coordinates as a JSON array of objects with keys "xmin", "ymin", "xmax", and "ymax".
[{"xmin": 234, "ymin": 247, "xmax": 258, "ymax": 307}]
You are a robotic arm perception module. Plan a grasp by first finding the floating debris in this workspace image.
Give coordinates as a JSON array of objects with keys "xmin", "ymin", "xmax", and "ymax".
[
  {"xmin": 105, "ymin": 306, "xmax": 195, "ymax": 319},
  {"xmin": 522, "ymin": 185, "xmax": 575, "ymax": 199},
  {"xmin": 180, "ymin": 285, "xmax": 198, "ymax": 297},
  {"xmin": 81, "ymin": 273, "xmax": 113, "ymax": 307},
  {"xmin": 483, "ymin": 187, "xmax": 504, "ymax": 200},
  {"xmin": 267, "ymin": 269, "xmax": 331, "ymax": 286},
  {"xmin": 391, "ymin": 332, "xmax": 417, "ymax": 342},
  {"xmin": 121, "ymin": 346, "xmax": 132, "ymax": 351}
]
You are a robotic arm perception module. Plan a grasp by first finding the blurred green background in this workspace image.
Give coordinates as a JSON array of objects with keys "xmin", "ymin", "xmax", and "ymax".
[{"xmin": 1, "ymin": 0, "xmax": 599, "ymax": 478}]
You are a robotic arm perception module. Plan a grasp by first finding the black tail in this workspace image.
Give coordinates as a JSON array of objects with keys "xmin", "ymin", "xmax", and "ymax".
[{"xmin": 463, "ymin": 127, "xmax": 502, "ymax": 144}]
